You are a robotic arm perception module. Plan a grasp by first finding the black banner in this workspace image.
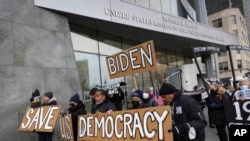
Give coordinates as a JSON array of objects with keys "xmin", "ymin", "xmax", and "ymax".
[
  {"xmin": 227, "ymin": 45, "xmax": 250, "ymax": 51},
  {"xmin": 193, "ymin": 46, "xmax": 221, "ymax": 53},
  {"xmin": 224, "ymin": 99, "xmax": 250, "ymax": 126}
]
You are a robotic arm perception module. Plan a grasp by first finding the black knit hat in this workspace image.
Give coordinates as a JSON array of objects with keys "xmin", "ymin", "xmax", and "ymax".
[
  {"xmin": 44, "ymin": 91, "xmax": 53, "ymax": 99},
  {"xmin": 159, "ymin": 83, "xmax": 177, "ymax": 95},
  {"xmin": 69, "ymin": 93, "xmax": 80, "ymax": 103}
]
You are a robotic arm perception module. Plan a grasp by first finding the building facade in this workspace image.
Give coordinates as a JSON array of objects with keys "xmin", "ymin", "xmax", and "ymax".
[
  {"xmin": 243, "ymin": 0, "xmax": 250, "ymax": 45},
  {"xmin": 0, "ymin": 0, "xmax": 238, "ymax": 140},
  {"xmin": 208, "ymin": 8, "xmax": 249, "ymax": 86}
]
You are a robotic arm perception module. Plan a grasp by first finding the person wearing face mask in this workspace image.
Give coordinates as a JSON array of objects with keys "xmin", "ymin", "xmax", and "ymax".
[
  {"xmin": 130, "ymin": 89, "xmax": 143, "ymax": 109},
  {"xmin": 68, "ymin": 93, "xmax": 87, "ymax": 141},
  {"xmin": 92, "ymin": 89, "xmax": 116, "ymax": 114},
  {"xmin": 239, "ymin": 80, "xmax": 249, "ymax": 90},
  {"xmin": 159, "ymin": 83, "xmax": 207, "ymax": 141},
  {"xmin": 141, "ymin": 88, "xmax": 158, "ymax": 108}
]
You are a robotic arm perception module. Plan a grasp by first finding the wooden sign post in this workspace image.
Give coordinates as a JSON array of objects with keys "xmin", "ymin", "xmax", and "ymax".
[
  {"xmin": 59, "ymin": 114, "xmax": 74, "ymax": 141},
  {"xmin": 77, "ymin": 106, "xmax": 173, "ymax": 141},
  {"xmin": 18, "ymin": 105, "xmax": 61, "ymax": 132}
]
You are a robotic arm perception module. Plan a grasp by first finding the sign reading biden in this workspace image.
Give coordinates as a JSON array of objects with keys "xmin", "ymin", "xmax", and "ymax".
[
  {"xmin": 106, "ymin": 40, "xmax": 157, "ymax": 79},
  {"xmin": 77, "ymin": 106, "xmax": 173, "ymax": 141}
]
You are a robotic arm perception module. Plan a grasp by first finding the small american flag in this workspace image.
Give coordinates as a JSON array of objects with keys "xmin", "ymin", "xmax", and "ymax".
[{"xmin": 153, "ymin": 95, "xmax": 164, "ymax": 106}]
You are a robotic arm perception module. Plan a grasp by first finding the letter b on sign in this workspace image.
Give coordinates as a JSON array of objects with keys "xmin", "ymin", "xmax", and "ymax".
[{"xmin": 230, "ymin": 125, "xmax": 250, "ymax": 140}]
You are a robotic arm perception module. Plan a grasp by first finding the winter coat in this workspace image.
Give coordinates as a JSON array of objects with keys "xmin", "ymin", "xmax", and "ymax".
[
  {"xmin": 208, "ymin": 90, "xmax": 227, "ymax": 125},
  {"xmin": 42, "ymin": 96, "xmax": 57, "ymax": 106},
  {"xmin": 171, "ymin": 91, "xmax": 207, "ymax": 141},
  {"xmin": 141, "ymin": 99, "xmax": 158, "ymax": 108},
  {"xmin": 38, "ymin": 96, "xmax": 57, "ymax": 139},
  {"xmin": 92, "ymin": 100, "xmax": 116, "ymax": 114},
  {"xmin": 110, "ymin": 87, "xmax": 124, "ymax": 111},
  {"xmin": 68, "ymin": 101, "xmax": 87, "ymax": 141}
]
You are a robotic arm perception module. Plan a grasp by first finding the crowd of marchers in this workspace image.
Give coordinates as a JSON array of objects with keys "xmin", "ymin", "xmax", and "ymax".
[{"xmin": 30, "ymin": 79, "xmax": 250, "ymax": 141}]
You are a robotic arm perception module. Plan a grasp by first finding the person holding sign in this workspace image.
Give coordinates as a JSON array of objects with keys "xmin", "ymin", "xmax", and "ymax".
[
  {"xmin": 209, "ymin": 83, "xmax": 229, "ymax": 141},
  {"xmin": 68, "ymin": 93, "xmax": 87, "ymax": 141},
  {"xmin": 159, "ymin": 83, "xmax": 207, "ymax": 141},
  {"xmin": 38, "ymin": 91, "xmax": 57, "ymax": 141},
  {"xmin": 92, "ymin": 89, "xmax": 116, "ymax": 114},
  {"xmin": 130, "ymin": 89, "xmax": 143, "ymax": 109}
]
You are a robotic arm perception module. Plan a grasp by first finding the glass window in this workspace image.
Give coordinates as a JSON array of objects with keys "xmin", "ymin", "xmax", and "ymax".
[
  {"xmin": 232, "ymin": 30, "xmax": 238, "ymax": 35},
  {"xmin": 161, "ymin": 0, "xmax": 171, "ymax": 14},
  {"xmin": 219, "ymin": 62, "xmax": 228, "ymax": 71},
  {"xmin": 237, "ymin": 60, "xmax": 242, "ymax": 69},
  {"xmin": 167, "ymin": 51, "xmax": 177, "ymax": 67},
  {"xmin": 176, "ymin": 53, "xmax": 184, "ymax": 67},
  {"xmin": 212, "ymin": 18, "xmax": 223, "ymax": 28},
  {"xmin": 100, "ymin": 55, "xmax": 125, "ymax": 86},
  {"xmin": 75, "ymin": 52, "xmax": 101, "ymax": 100},
  {"xmin": 135, "ymin": 0, "xmax": 150, "ymax": 7},
  {"xmin": 70, "ymin": 26, "xmax": 98, "ymax": 53},
  {"xmin": 150, "ymin": 0, "xmax": 161, "ymax": 11},
  {"xmin": 98, "ymin": 31, "xmax": 122, "ymax": 55},
  {"xmin": 231, "ymin": 15, "xmax": 237, "ymax": 24},
  {"xmin": 218, "ymin": 51, "xmax": 226, "ymax": 56},
  {"xmin": 121, "ymin": 38, "xmax": 138, "ymax": 50}
]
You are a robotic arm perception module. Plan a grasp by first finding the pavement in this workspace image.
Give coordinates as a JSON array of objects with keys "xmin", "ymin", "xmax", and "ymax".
[{"xmin": 203, "ymin": 107, "xmax": 229, "ymax": 141}]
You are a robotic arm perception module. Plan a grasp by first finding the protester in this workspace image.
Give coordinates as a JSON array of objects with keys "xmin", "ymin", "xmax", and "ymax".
[
  {"xmin": 92, "ymin": 89, "xmax": 116, "ymax": 114},
  {"xmin": 68, "ymin": 93, "xmax": 87, "ymax": 141},
  {"xmin": 38, "ymin": 91, "xmax": 57, "ymax": 141},
  {"xmin": 141, "ymin": 88, "xmax": 158, "ymax": 108},
  {"xmin": 30, "ymin": 89, "xmax": 41, "ymax": 108},
  {"xmin": 149, "ymin": 87, "xmax": 155, "ymax": 99},
  {"xmin": 208, "ymin": 82, "xmax": 219, "ymax": 128},
  {"xmin": 208, "ymin": 84, "xmax": 228, "ymax": 141},
  {"xmin": 159, "ymin": 83, "xmax": 207, "ymax": 141},
  {"xmin": 109, "ymin": 87, "xmax": 124, "ymax": 111},
  {"xmin": 238, "ymin": 80, "xmax": 249, "ymax": 90},
  {"xmin": 130, "ymin": 89, "xmax": 143, "ymax": 109},
  {"xmin": 89, "ymin": 88, "xmax": 98, "ymax": 114}
]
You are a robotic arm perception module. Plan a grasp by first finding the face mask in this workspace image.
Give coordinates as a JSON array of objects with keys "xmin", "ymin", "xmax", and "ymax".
[
  {"xmin": 143, "ymin": 93, "xmax": 149, "ymax": 99},
  {"xmin": 240, "ymin": 85, "xmax": 248, "ymax": 90},
  {"xmin": 132, "ymin": 101, "xmax": 140, "ymax": 108},
  {"xmin": 69, "ymin": 103, "xmax": 75, "ymax": 107}
]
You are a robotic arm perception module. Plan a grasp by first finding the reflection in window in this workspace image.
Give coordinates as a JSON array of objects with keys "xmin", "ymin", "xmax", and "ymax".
[
  {"xmin": 150, "ymin": 0, "xmax": 161, "ymax": 11},
  {"xmin": 232, "ymin": 30, "xmax": 238, "ymax": 35},
  {"xmin": 212, "ymin": 18, "xmax": 223, "ymax": 28},
  {"xmin": 70, "ymin": 26, "xmax": 98, "ymax": 53},
  {"xmin": 218, "ymin": 51, "xmax": 226, "ymax": 56},
  {"xmin": 98, "ymin": 31, "xmax": 122, "ymax": 55},
  {"xmin": 75, "ymin": 52, "xmax": 101, "ymax": 93},
  {"xmin": 100, "ymin": 55, "xmax": 124, "ymax": 86},
  {"xmin": 237, "ymin": 60, "xmax": 242, "ymax": 69},
  {"xmin": 219, "ymin": 62, "xmax": 228, "ymax": 71},
  {"xmin": 136, "ymin": 0, "xmax": 150, "ymax": 7},
  {"xmin": 231, "ymin": 15, "xmax": 237, "ymax": 24}
]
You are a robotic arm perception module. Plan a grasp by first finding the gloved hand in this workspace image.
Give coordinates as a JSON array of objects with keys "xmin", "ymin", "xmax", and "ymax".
[
  {"xmin": 168, "ymin": 125, "xmax": 185, "ymax": 135},
  {"xmin": 209, "ymin": 102, "xmax": 216, "ymax": 108}
]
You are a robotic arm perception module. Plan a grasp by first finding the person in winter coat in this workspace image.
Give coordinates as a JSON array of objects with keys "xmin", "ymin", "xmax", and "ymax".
[
  {"xmin": 38, "ymin": 91, "xmax": 57, "ymax": 141},
  {"xmin": 68, "ymin": 93, "xmax": 87, "ymax": 141},
  {"xmin": 209, "ymin": 83, "xmax": 228, "ymax": 141},
  {"xmin": 92, "ymin": 89, "xmax": 116, "ymax": 114},
  {"xmin": 130, "ymin": 89, "xmax": 143, "ymax": 109},
  {"xmin": 141, "ymin": 88, "xmax": 158, "ymax": 108},
  {"xmin": 159, "ymin": 83, "xmax": 207, "ymax": 141},
  {"xmin": 89, "ymin": 88, "xmax": 98, "ymax": 114},
  {"xmin": 109, "ymin": 87, "xmax": 124, "ymax": 111}
]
